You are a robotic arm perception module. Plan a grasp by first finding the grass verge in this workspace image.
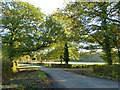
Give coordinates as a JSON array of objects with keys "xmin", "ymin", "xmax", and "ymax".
[{"xmin": 2, "ymin": 66, "xmax": 51, "ymax": 89}]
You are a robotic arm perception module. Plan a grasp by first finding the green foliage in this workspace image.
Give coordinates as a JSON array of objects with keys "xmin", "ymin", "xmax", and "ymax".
[
  {"xmin": 41, "ymin": 42, "xmax": 64, "ymax": 61},
  {"xmin": 2, "ymin": 1, "xmax": 58, "ymax": 61},
  {"xmin": 2, "ymin": 59, "xmax": 13, "ymax": 82},
  {"xmin": 51, "ymin": 64, "xmax": 72, "ymax": 68},
  {"xmin": 53, "ymin": 2, "xmax": 120, "ymax": 65},
  {"xmin": 41, "ymin": 41, "xmax": 80, "ymax": 62},
  {"xmin": 2, "ymin": 1, "xmax": 41, "ymax": 59},
  {"xmin": 2, "ymin": 1, "xmax": 119, "ymax": 66},
  {"xmin": 72, "ymin": 64, "xmax": 92, "ymax": 69},
  {"xmin": 12, "ymin": 61, "xmax": 18, "ymax": 73},
  {"xmin": 71, "ymin": 64, "xmax": 104, "ymax": 69},
  {"xmin": 93, "ymin": 64, "xmax": 120, "ymax": 79},
  {"xmin": 2, "ymin": 58, "xmax": 19, "ymax": 82},
  {"xmin": 82, "ymin": 2, "xmax": 120, "ymax": 65},
  {"xmin": 19, "ymin": 55, "xmax": 32, "ymax": 63}
]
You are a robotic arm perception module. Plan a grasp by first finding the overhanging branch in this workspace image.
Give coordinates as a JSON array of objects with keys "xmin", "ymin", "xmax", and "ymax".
[{"xmin": 107, "ymin": 17, "xmax": 120, "ymax": 23}]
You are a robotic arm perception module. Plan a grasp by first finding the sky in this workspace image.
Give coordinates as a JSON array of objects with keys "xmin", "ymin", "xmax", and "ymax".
[{"xmin": 22, "ymin": 0, "xmax": 74, "ymax": 15}]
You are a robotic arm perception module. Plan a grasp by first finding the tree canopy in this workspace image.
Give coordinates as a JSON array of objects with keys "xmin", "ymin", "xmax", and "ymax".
[
  {"xmin": 2, "ymin": 1, "xmax": 64, "ymax": 61},
  {"xmin": 51, "ymin": 2, "xmax": 120, "ymax": 65},
  {"xmin": 2, "ymin": 1, "xmax": 120, "ymax": 65}
]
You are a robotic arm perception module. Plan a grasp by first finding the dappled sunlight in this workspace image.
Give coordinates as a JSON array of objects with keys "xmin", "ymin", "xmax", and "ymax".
[
  {"xmin": 2, "ymin": 0, "xmax": 119, "ymax": 88},
  {"xmin": 2, "ymin": 84, "xmax": 22, "ymax": 89},
  {"xmin": 18, "ymin": 64, "xmax": 42, "ymax": 67},
  {"xmin": 2, "ymin": 66, "xmax": 51, "ymax": 89}
]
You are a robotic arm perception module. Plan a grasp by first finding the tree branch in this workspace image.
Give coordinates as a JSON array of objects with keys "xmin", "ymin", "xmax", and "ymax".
[
  {"xmin": 90, "ymin": 34, "xmax": 105, "ymax": 50},
  {"xmin": 107, "ymin": 17, "xmax": 120, "ymax": 23}
]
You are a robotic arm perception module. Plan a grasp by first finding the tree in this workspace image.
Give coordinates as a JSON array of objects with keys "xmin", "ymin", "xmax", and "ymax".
[
  {"xmin": 39, "ymin": 15, "xmax": 80, "ymax": 63},
  {"xmin": 53, "ymin": 2, "xmax": 120, "ymax": 65},
  {"xmin": 2, "ymin": 1, "xmax": 45, "ymax": 61},
  {"xmin": 64, "ymin": 42, "xmax": 69, "ymax": 64},
  {"xmin": 83, "ymin": 2, "xmax": 120, "ymax": 65},
  {"xmin": 36, "ymin": 52, "xmax": 44, "ymax": 63},
  {"xmin": 2, "ymin": 1, "xmax": 62, "ymax": 61},
  {"xmin": 42, "ymin": 41, "xmax": 80, "ymax": 63}
]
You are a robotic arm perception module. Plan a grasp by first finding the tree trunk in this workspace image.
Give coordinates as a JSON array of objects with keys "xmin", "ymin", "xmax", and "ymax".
[
  {"xmin": 41, "ymin": 60, "xmax": 42, "ymax": 63},
  {"xmin": 66, "ymin": 60, "xmax": 68, "ymax": 64},
  {"xmin": 118, "ymin": 50, "xmax": 120, "ymax": 63},
  {"xmin": 60, "ymin": 59, "xmax": 63, "ymax": 64},
  {"xmin": 104, "ymin": 36, "xmax": 112, "ymax": 65},
  {"xmin": 112, "ymin": 37, "xmax": 120, "ymax": 63},
  {"xmin": 64, "ymin": 42, "xmax": 69, "ymax": 65},
  {"xmin": 102, "ymin": 4, "xmax": 112, "ymax": 65},
  {"xmin": 105, "ymin": 49, "xmax": 112, "ymax": 65}
]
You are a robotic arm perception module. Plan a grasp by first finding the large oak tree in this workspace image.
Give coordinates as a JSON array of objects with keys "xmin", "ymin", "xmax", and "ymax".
[{"xmin": 1, "ymin": 1, "xmax": 63, "ymax": 61}]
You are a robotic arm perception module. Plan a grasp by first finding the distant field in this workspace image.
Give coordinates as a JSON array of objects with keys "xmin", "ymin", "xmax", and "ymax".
[
  {"xmin": 42, "ymin": 62, "xmax": 106, "ymax": 65},
  {"xmin": 21, "ymin": 61, "xmax": 119, "ymax": 65}
]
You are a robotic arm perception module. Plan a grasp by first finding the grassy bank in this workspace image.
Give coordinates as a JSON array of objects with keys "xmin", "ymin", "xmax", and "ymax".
[{"xmin": 2, "ymin": 66, "xmax": 51, "ymax": 89}]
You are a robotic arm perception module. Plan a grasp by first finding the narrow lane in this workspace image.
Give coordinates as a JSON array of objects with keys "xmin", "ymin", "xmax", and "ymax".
[{"xmin": 19, "ymin": 64, "xmax": 119, "ymax": 88}]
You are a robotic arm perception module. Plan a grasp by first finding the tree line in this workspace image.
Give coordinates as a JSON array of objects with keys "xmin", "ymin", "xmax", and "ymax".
[{"xmin": 1, "ymin": 1, "xmax": 120, "ymax": 65}]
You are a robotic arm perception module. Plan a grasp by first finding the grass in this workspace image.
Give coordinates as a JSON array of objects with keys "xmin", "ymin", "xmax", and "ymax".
[
  {"xmin": 63, "ymin": 64, "xmax": 120, "ymax": 82},
  {"xmin": 2, "ymin": 66, "xmax": 51, "ymax": 89},
  {"xmin": 42, "ymin": 61, "xmax": 106, "ymax": 65},
  {"xmin": 66, "ymin": 69, "xmax": 119, "ymax": 82}
]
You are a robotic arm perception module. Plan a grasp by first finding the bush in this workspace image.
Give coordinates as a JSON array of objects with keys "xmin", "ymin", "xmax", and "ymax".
[
  {"xmin": 93, "ymin": 64, "xmax": 120, "ymax": 80},
  {"xmin": 2, "ymin": 59, "xmax": 13, "ymax": 82},
  {"xmin": 72, "ymin": 64, "xmax": 82, "ymax": 68},
  {"xmin": 51, "ymin": 64, "xmax": 72, "ymax": 68},
  {"xmin": 2, "ymin": 59, "xmax": 18, "ymax": 82},
  {"xmin": 12, "ymin": 61, "xmax": 18, "ymax": 73},
  {"xmin": 71, "ymin": 64, "xmax": 99, "ymax": 69}
]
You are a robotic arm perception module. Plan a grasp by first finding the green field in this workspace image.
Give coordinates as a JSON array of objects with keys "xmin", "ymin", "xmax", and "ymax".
[{"xmin": 39, "ymin": 61, "xmax": 106, "ymax": 65}]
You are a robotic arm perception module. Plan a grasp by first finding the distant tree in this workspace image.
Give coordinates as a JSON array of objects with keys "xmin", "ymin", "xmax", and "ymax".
[
  {"xmin": 60, "ymin": 55, "xmax": 63, "ymax": 64},
  {"xmin": 64, "ymin": 42, "xmax": 70, "ymax": 64}
]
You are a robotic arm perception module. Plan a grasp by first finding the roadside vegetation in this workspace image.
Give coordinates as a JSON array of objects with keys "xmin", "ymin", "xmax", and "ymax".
[{"xmin": 2, "ymin": 65, "xmax": 51, "ymax": 89}]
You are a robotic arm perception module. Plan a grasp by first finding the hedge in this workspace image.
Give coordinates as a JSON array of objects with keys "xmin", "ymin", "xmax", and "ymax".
[
  {"xmin": 2, "ymin": 59, "xmax": 13, "ymax": 82},
  {"xmin": 51, "ymin": 64, "xmax": 72, "ymax": 68},
  {"xmin": 2, "ymin": 59, "xmax": 18, "ymax": 82},
  {"xmin": 93, "ymin": 64, "xmax": 120, "ymax": 80}
]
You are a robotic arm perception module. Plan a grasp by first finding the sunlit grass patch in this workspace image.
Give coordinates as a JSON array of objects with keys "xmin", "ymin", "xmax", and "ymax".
[
  {"xmin": 18, "ymin": 68, "xmax": 39, "ymax": 71},
  {"xmin": 2, "ymin": 66, "xmax": 51, "ymax": 89},
  {"xmin": 2, "ymin": 84, "xmax": 24, "ymax": 89}
]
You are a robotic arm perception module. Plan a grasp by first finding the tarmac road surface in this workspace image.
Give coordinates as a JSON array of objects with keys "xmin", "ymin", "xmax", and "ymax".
[{"xmin": 19, "ymin": 64, "xmax": 119, "ymax": 89}]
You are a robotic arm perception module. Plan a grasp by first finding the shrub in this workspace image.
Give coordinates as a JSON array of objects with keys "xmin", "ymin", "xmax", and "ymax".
[
  {"xmin": 71, "ymin": 64, "xmax": 99, "ymax": 69},
  {"xmin": 2, "ymin": 59, "xmax": 19, "ymax": 82},
  {"xmin": 51, "ymin": 64, "xmax": 72, "ymax": 68},
  {"xmin": 72, "ymin": 64, "xmax": 82, "ymax": 68},
  {"xmin": 93, "ymin": 64, "xmax": 120, "ymax": 80},
  {"xmin": 2, "ymin": 59, "xmax": 13, "ymax": 82},
  {"xmin": 12, "ymin": 61, "xmax": 18, "ymax": 73}
]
